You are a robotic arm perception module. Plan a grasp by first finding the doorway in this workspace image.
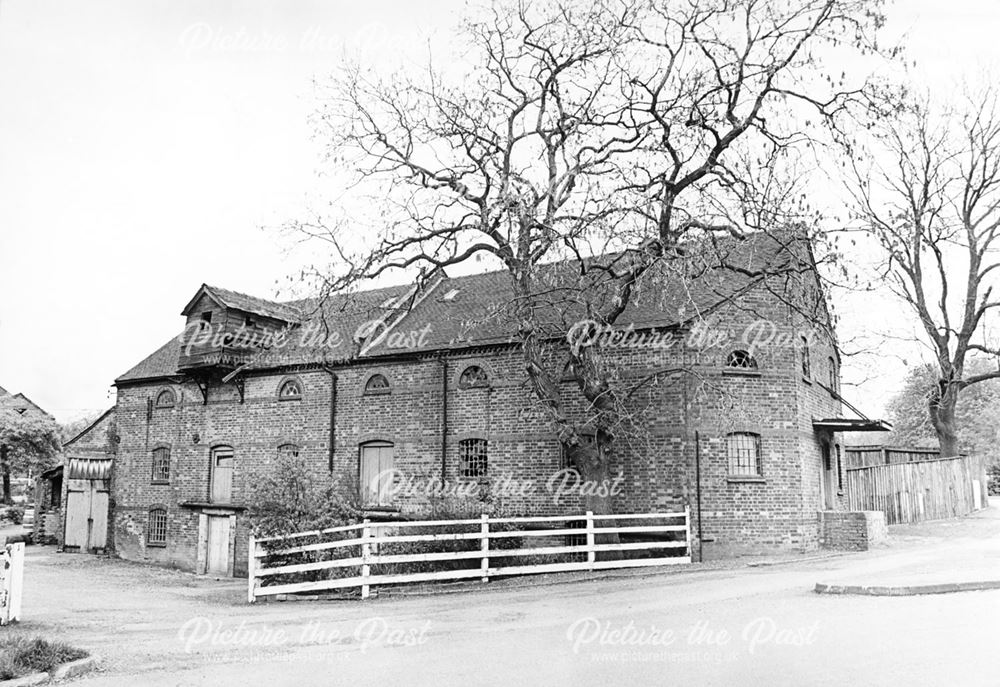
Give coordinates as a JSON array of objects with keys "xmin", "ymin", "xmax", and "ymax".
[
  {"xmin": 821, "ymin": 440, "xmax": 836, "ymax": 510},
  {"xmin": 206, "ymin": 515, "xmax": 231, "ymax": 575},
  {"xmin": 359, "ymin": 442, "xmax": 394, "ymax": 507}
]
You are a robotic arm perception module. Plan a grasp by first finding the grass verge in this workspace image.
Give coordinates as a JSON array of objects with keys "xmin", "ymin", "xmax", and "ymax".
[{"xmin": 0, "ymin": 636, "xmax": 88, "ymax": 680}]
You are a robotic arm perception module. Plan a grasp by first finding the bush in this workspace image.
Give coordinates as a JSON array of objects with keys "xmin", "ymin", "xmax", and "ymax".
[
  {"xmin": 988, "ymin": 464, "xmax": 1000, "ymax": 496},
  {"xmin": 1, "ymin": 507, "xmax": 23, "ymax": 525},
  {"xmin": 0, "ymin": 636, "xmax": 87, "ymax": 680}
]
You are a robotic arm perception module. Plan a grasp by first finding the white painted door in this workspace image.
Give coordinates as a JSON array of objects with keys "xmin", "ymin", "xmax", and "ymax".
[
  {"xmin": 206, "ymin": 515, "xmax": 231, "ymax": 575},
  {"xmin": 360, "ymin": 443, "xmax": 394, "ymax": 507}
]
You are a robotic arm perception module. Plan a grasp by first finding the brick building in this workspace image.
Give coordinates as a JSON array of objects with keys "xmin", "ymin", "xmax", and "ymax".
[{"xmin": 110, "ymin": 232, "xmax": 888, "ymax": 575}]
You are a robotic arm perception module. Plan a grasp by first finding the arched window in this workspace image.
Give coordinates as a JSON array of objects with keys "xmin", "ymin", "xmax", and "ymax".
[
  {"xmin": 278, "ymin": 378, "xmax": 302, "ymax": 400},
  {"xmin": 459, "ymin": 438, "xmax": 488, "ymax": 478},
  {"xmin": 151, "ymin": 446, "xmax": 170, "ymax": 483},
  {"xmin": 801, "ymin": 336, "xmax": 811, "ymax": 378},
  {"xmin": 147, "ymin": 507, "xmax": 168, "ymax": 546},
  {"xmin": 726, "ymin": 432, "xmax": 762, "ymax": 477},
  {"xmin": 458, "ymin": 365, "xmax": 489, "ymax": 389},
  {"xmin": 155, "ymin": 388, "xmax": 175, "ymax": 408},
  {"xmin": 827, "ymin": 356, "xmax": 837, "ymax": 392},
  {"xmin": 725, "ymin": 350, "xmax": 758, "ymax": 370},
  {"xmin": 364, "ymin": 373, "xmax": 390, "ymax": 395},
  {"xmin": 277, "ymin": 443, "xmax": 300, "ymax": 459}
]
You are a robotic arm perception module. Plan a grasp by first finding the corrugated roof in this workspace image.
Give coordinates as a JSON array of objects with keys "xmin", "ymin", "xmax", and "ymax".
[{"xmin": 116, "ymin": 231, "xmax": 813, "ymax": 383}]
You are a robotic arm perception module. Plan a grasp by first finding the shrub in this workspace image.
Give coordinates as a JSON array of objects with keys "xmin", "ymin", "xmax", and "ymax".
[
  {"xmin": 2, "ymin": 507, "xmax": 24, "ymax": 525},
  {"xmin": 0, "ymin": 636, "xmax": 87, "ymax": 680},
  {"xmin": 988, "ymin": 463, "xmax": 1000, "ymax": 496}
]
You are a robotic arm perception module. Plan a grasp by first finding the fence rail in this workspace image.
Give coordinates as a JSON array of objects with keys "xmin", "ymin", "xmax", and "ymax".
[
  {"xmin": 846, "ymin": 454, "xmax": 988, "ymax": 525},
  {"xmin": 248, "ymin": 509, "xmax": 691, "ymax": 603}
]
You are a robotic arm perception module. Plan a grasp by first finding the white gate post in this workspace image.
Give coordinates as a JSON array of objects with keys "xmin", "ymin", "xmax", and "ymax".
[
  {"xmin": 684, "ymin": 505, "xmax": 692, "ymax": 559},
  {"xmin": 247, "ymin": 534, "xmax": 257, "ymax": 604},
  {"xmin": 361, "ymin": 519, "xmax": 372, "ymax": 600},
  {"xmin": 1, "ymin": 543, "xmax": 24, "ymax": 625},
  {"xmin": 585, "ymin": 511, "xmax": 595, "ymax": 571},
  {"xmin": 480, "ymin": 514, "xmax": 489, "ymax": 583}
]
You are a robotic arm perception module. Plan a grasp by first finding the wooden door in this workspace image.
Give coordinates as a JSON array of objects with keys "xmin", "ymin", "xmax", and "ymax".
[
  {"xmin": 64, "ymin": 480, "xmax": 108, "ymax": 550},
  {"xmin": 210, "ymin": 447, "xmax": 234, "ymax": 503},
  {"xmin": 360, "ymin": 443, "xmax": 394, "ymax": 507},
  {"xmin": 821, "ymin": 441, "xmax": 836, "ymax": 510},
  {"xmin": 206, "ymin": 515, "xmax": 231, "ymax": 575}
]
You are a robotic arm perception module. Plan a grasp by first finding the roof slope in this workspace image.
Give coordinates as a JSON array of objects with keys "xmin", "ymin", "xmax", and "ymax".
[{"xmin": 116, "ymin": 231, "xmax": 812, "ymax": 383}]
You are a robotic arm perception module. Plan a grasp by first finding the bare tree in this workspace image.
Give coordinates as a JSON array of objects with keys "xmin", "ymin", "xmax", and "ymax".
[
  {"xmin": 296, "ymin": 0, "xmax": 886, "ymax": 513},
  {"xmin": 851, "ymin": 87, "xmax": 1000, "ymax": 456}
]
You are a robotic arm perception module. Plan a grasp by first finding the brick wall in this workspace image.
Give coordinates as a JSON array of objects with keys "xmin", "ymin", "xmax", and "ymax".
[
  {"xmin": 818, "ymin": 510, "xmax": 888, "ymax": 550},
  {"xmin": 112, "ymin": 272, "xmax": 846, "ymax": 574}
]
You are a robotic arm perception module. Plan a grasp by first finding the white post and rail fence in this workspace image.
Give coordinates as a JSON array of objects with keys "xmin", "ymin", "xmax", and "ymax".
[{"xmin": 248, "ymin": 509, "xmax": 691, "ymax": 603}]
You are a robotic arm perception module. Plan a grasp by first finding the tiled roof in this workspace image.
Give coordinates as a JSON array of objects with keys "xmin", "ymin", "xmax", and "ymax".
[
  {"xmin": 115, "ymin": 231, "xmax": 812, "ymax": 383},
  {"xmin": 0, "ymin": 390, "xmax": 52, "ymax": 418}
]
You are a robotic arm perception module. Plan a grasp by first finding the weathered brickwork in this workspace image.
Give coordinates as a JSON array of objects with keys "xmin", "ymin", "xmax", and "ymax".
[
  {"xmin": 112, "ymin": 250, "xmax": 854, "ymax": 575},
  {"xmin": 818, "ymin": 510, "xmax": 888, "ymax": 551}
]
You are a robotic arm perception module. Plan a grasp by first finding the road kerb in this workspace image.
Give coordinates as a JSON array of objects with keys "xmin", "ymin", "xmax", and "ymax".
[{"xmin": 814, "ymin": 580, "xmax": 1000, "ymax": 596}]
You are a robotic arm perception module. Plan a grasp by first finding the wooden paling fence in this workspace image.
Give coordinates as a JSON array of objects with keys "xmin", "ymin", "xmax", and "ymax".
[
  {"xmin": 844, "ymin": 445, "xmax": 943, "ymax": 468},
  {"xmin": 248, "ymin": 509, "xmax": 691, "ymax": 603},
  {"xmin": 846, "ymin": 455, "xmax": 988, "ymax": 525}
]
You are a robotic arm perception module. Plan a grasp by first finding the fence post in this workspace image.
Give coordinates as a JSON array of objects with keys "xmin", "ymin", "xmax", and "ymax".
[
  {"xmin": 684, "ymin": 506, "xmax": 692, "ymax": 559},
  {"xmin": 480, "ymin": 514, "xmax": 489, "ymax": 583},
  {"xmin": 361, "ymin": 519, "xmax": 371, "ymax": 600},
  {"xmin": 585, "ymin": 511, "xmax": 595, "ymax": 571},
  {"xmin": 247, "ymin": 535, "xmax": 257, "ymax": 604}
]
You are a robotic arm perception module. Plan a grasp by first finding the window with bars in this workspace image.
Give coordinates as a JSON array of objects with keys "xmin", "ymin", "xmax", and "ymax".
[
  {"xmin": 151, "ymin": 447, "xmax": 170, "ymax": 483},
  {"xmin": 155, "ymin": 389, "xmax": 175, "ymax": 408},
  {"xmin": 459, "ymin": 438, "xmax": 488, "ymax": 478},
  {"xmin": 458, "ymin": 365, "xmax": 489, "ymax": 389},
  {"xmin": 727, "ymin": 432, "xmax": 762, "ymax": 477},
  {"xmin": 277, "ymin": 443, "xmax": 300, "ymax": 459},
  {"xmin": 725, "ymin": 350, "xmax": 758, "ymax": 370},
  {"xmin": 364, "ymin": 374, "xmax": 390, "ymax": 395},
  {"xmin": 801, "ymin": 337, "xmax": 811, "ymax": 379},
  {"xmin": 147, "ymin": 508, "xmax": 168, "ymax": 546}
]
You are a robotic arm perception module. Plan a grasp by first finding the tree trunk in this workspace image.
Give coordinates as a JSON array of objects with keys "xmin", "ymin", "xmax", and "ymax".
[
  {"xmin": 929, "ymin": 384, "xmax": 960, "ymax": 457},
  {"xmin": 568, "ymin": 435, "xmax": 621, "ymax": 557}
]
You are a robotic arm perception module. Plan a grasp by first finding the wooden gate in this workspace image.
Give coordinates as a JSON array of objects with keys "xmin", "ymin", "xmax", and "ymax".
[{"xmin": 63, "ymin": 457, "xmax": 112, "ymax": 552}]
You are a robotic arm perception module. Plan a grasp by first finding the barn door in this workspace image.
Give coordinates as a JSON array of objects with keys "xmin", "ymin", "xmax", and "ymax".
[
  {"xmin": 64, "ymin": 480, "xmax": 108, "ymax": 551},
  {"xmin": 360, "ymin": 443, "xmax": 394, "ymax": 507}
]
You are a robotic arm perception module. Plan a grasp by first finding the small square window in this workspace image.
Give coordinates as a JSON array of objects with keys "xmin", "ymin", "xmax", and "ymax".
[{"xmin": 201, "ymin": 312, "xmax": 212, "ymax": 323}]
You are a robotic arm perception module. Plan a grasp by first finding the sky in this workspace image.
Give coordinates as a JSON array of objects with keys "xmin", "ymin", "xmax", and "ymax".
[{"xmin": 0, "ymin": 0, "xmax": 997, "ymax": 423}]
